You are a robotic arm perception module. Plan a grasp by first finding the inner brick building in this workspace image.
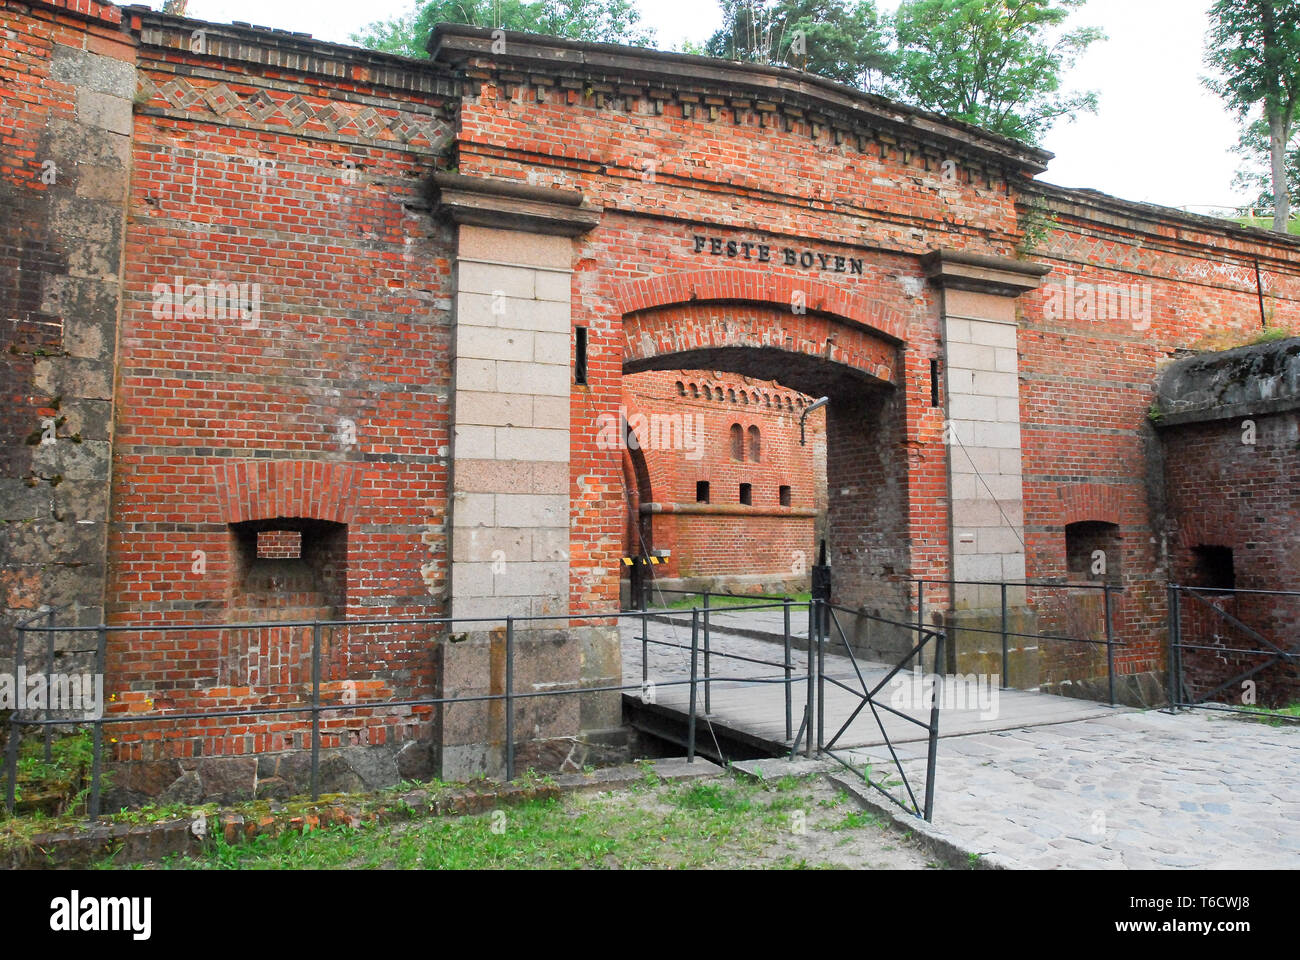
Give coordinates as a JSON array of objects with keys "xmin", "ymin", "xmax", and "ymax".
[
  {"xmin": 3, "ymin": 0, "xmax": 1298, "ymax": 801},
  {"xmin": 619, "ymin": 369, "xmax": 826, "ymax": 598}
]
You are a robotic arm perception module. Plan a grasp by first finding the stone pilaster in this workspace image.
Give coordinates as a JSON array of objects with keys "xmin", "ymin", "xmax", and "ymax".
[
  {"xmin": 432, "ymin": 175, "xmax": 612, "ymax": 778},
  {"xmin": 924, "ymin": 251, "xmax": 1049, "ymax": 678}
]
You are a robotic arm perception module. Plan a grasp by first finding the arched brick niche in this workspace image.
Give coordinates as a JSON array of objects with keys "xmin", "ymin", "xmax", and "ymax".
[
  {"xmin": 213, "ymin": 461, "xmax": 364, "ymax": 618},
  {"xmin": 1057, "ymin": 483, "xmax": 1124, "ymax": 528},
  {"xmin": 213, "ymin": 460, "xmax": 364, "ymax": 526}
]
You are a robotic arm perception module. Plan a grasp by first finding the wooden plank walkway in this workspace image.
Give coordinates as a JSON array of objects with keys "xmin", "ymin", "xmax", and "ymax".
[{"xmin": 621, "ymin": 615, "xmax": 1124, "ymax": 753}]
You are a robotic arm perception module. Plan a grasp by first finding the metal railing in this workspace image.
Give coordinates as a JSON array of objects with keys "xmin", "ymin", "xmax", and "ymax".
[
  {"xmin": 915, "ymin": 578, "xmax": 1125, "ymax": 705},
  {"xmin": 631, "ymin": 588, "xmax": 946, "ymax": 819},
  {"xmin": 2, "ymin": 602, "xmax": 813, "ymax": 820},
  {"xmin": 1167, "ymin": 584, "xmax": 1300, "ymax": 718}
]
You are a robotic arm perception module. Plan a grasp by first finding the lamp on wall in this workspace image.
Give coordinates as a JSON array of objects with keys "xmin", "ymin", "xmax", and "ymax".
[{"xmin": 799, "ymin": 396, "xmax": 829, "ymax": 446}]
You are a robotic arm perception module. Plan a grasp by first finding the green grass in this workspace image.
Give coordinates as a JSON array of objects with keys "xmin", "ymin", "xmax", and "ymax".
[
  {"xmin": 1238, "ymin": 701, "xmax": 1300, "ymax": 727},
  {"xmin": 0, "ymin": 730, "xmax": 100, "ymax": 821},
  {"xmin": 122, "ymin": 771, "xmax": 926, "ymax": 871},
  {"xmin": 1234, "ymin": 216, "xmax": 1300, "ymax": 236},
  {"xmin": 655, "ymin": 591, "xmax": 812, "ymax": 612}
]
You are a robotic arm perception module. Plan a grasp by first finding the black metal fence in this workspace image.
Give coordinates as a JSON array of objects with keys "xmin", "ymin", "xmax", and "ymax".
[
  {"xmin": 915, "ymin": 578, "xmax": 1124, "ymax": 705},
  {"xmin": 627, "ymin": 591, "xmax": 946, "ymax": 819},
  {"xmin": 1, "ymin": 601, "xmax": 833, "ymax": 820},
  {"xmin": 2, "ymin": 578, "xmax": 1157, "ymax": 826},
  {"xmin": 1167, "ymin": 584, "xmax": 1300, "ymax": 718}
]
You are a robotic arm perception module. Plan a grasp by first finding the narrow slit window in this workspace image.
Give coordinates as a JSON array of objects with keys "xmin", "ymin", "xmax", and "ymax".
[
  {"xmin": 739, "ymin": 483, "xmax": 752, "ymax": 505},
  {"xmin": 574, "ymin": 326, "xmax": 588, "ymax": 385},
  {"xmin": 779, "ymin": 485, "xmax": 792, "ymax": 507},
  {"xmin": 696, "ymin": 481, "xmax": 710, "ymax": 503}
]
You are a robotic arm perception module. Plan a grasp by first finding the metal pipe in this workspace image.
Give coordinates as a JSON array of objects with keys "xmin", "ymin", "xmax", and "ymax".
[
  {"xmin": 816, "ymin": 600, "xmax": 825, "ymax": 756},
  {"xmin": 687, "ymin": 608, "xmax": 699, "ymax": 763},
  {"xmin": 89, "ymin": 624, "xmax": 107, "ymax": 819},
  {"xmin": 703, "ymin": 590, "xmax": 711, "ymax": 716},
  {"xmin": 310, "ymin": 621, "xmax": 321, "ymax": 801},
  {"xmin": 1104, "ymin": 584, "xmax": 1116, "ymax": 707},
  {"xmin": 1170, "ymin": 586, "xmax": 1184, "ymax": 709},
  {"xmin": 916, "ymin": 580, "xmax": 924, "ymax": 672},
  {"xmin": 799, "ymin": 396, "xmax": 830, "ymax": 446},
  {"xmin": 923, "ymin": 628, "xmax": 945, "ymax": 822},
  {"xmin": 1000, "ymin": 582, "xmax": 1009, "ymax": 690},
  {"xmin": 1166, "ymin": 584, "xmax": 1178, "ymax": 710},
  {"xmin": 805, "ymin": 601, "xmax": 814, "ymax": 760},
  {"xmin": 640, "ymin": 609, "xmax": 648, "ymax": 694},
  {"xmin": 783, "ymin": 598, "xmax": 792, "ymax": 743},
  {"xmin": 5, "ymin": 622, "xmax": 25, "ymax": 813},
  {"xmin": 505, "ymin": 616, "xmax": 515, "ymax": 782},
  {"xmin": 45, "ymin": 610, "xmax": 54, "ymax": 763}
]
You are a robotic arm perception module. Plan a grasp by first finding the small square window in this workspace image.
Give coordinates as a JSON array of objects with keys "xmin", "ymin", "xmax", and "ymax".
[
  {"xmin": 257, "ymin": 530, "xmax": 302, "ymax": 559},
  {"xmin": 696, "ymin": 481, "xmax": 710, "ymax": 503},
  {"xmin": 779, "ymin": 485, "xmax": 792, "ymax": 507},
  {"xmin": 1192, "ymin": 545, "xmax": 1235, "ymax": 591},
  {"xmin": 739, "ymin": 483, "xmax": 752, "ymax": 506}
]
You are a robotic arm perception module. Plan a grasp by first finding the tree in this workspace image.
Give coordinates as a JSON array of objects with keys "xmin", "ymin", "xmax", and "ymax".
[
  {"xmin": 1204, "ymin": 0, "xmax": 1300, "ymax": 232},
  {"xmin": 891, "ymin": 0, "xmax": 1104, "ymax": 144},
  {"xmin": 1231, "ymin": 118, "xmax": 1299, "ymax": 217},
  {"xmin": 705, "ymin": 0, "xmax": 897, "ymax": 94},
  {"xmin": 352, "ymin": 0, "xmax": 654, "ymax": 60}
]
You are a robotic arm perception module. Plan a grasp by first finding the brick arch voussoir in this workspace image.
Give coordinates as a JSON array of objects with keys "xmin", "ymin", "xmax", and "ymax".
[
  {"xmin": 213, "ymin": 460, "xmax": 364, "ymax": 526},
  {"xmin": 1057, "ymin": 483, "xmax": 1124, "ymax": 528},
  {"xmin": 614, "ymin": 269, "xmax": 907, "ymax": 345}
]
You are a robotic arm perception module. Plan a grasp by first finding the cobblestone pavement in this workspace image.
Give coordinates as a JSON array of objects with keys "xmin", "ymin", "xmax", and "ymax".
[{"xmin": 844, "ymin": 710, "xmax": 1300, "ymax": 869}]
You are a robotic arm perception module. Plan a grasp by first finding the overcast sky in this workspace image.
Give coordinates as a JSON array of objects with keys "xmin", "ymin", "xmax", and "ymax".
[{"xmin": 154, "ymin": 0, "xmax": 1255, "ymax": 211}]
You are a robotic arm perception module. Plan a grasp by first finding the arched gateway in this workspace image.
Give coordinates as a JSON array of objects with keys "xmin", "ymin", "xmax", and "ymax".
[{"xmin": 431, "ymin": 28, "xmax": 1051, "ymax": 776}]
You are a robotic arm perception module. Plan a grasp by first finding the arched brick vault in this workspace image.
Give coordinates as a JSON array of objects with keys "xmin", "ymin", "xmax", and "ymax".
[
  {"xmin": 213, "ymin": 460, "xmax": 365, "ymax": 525},
  {"xmin": 617, "ymin": 270, "xmax": 906, "ymax": 397},
  {"xmin": 1057, "ymin": 484, "xmax": 1124, "ymax": 528}
]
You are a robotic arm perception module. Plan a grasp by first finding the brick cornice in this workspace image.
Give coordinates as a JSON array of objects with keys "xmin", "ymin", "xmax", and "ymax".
[
  {"xmin": 30, "ymin": 0, "xmax": 122, "ymax": 25},
  {"xmin": 429, "ymin": 24, "xmax": 1051, "ymax": 179},
  {"xmin": 128, "ymin": 8, "xmax": 457, "ymax": 97}
]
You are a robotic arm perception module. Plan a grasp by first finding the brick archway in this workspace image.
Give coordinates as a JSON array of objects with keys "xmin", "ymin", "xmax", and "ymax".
[
  {"xmin": 615, "ymin": 267, "xmax": 914, "ymax": 657},
  {"xmin": 617, "ymin": 269, "xmax": 905, "ymax": 395},
  {"xmin": 614, "ymin": 269, "xmax": 908, "ymax": 342}
]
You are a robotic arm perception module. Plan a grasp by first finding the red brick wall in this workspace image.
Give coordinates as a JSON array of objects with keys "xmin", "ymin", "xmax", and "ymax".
[
  {"xmin": 98, "ymin": 19, "xmax": 458, "ymax": 772},
  {"xmin": 7, "ymin": 9, "xmax": 1300, "ymax": 774},
  {"xmin": 620, "ymin": 369, "xmax": 825, "ymax": 583},
  {"xmin": 1162, "ymin": 411, "xmax": 1300, "ymax": 707},
  {"xmin": 1018, "ymin": 195, "xmax": 1300, "ymax": 684},
  {"xmin": 451, "ymin": 64, "xmax": 1300, "ymax": 675}
]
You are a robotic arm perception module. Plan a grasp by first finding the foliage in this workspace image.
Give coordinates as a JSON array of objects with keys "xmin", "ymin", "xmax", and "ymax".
[
  {"xmin": 1204, "ymin": 0, "xmax": 1300, "ymax": 231},
  {"xmin": 1229, "ymin": 117, "xmax": 1300, "ymax": 213},
  {"xmin": 6, "ymin": 730, "xmax": 99, "ymax": 816},
  {"xmin": 1017, "ymin": 194, "xmax": 1060, "ymax": 256},
  {"xmin": 705, "ymin": 0, "xmax": 897, "ymax": 94},
  {"xmin": 891, "ymin": 0, "xmax": 1105, "ymax": 144},
  {"xmin": 351, "ymin": 0, "xmax": 655, "ymax": 59}
]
